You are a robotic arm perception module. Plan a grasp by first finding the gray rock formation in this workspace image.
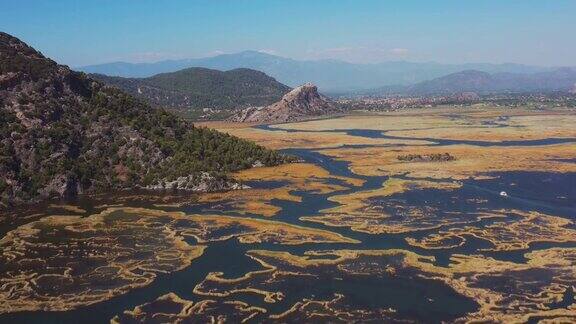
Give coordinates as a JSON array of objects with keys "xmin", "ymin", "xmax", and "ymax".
[{"xmin": 229, "ymin": 83, "xmax": 341, "ymax": 123}]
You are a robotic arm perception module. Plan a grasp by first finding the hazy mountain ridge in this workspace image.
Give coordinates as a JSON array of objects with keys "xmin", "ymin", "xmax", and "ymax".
[
  {"xmin": 90, "ymin": 67, "xmax": 291, "ymax": 110},
  {"xmin": 407, "ymin": 68, "xmax": 576, "ymax": 95},
  {"xmin": 0, "ymin": 32, "xmax": 290, "ymax": 207},
  {"xmin": 78, "ymin": 51, "xmax": 557, "ymax": 92},
  {"xmin": 344, "ymin": 68, "xmax": 576, "ymax": 97}
]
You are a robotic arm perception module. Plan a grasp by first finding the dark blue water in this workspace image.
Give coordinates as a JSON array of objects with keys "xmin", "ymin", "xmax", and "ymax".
[{"xmin": 256, "ymin": 124, "xmax": 576, "ymax": 147}]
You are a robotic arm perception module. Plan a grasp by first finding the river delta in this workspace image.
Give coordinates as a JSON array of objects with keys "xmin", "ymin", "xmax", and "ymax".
[{"xmin": 1, "ymin": 107, "xmax": 575, "ymax": 323}]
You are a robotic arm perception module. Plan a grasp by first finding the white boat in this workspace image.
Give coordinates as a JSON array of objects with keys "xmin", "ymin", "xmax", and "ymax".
[{"xmin": 500, "ymin": 191, "xmax": 508, "ymax": 197}]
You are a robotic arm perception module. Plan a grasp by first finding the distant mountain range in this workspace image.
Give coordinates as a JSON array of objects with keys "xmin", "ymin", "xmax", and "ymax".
[
  {"xmin": 91, "ymin": 67, "xmax": 290, "ymax": 110},
  {"xmin": 90, "ymin": 64, "xmax": 576, "ymax": 119},
  {"xmin": 357, "ymin": 68, "xmax": 576, "ymax": 96},
  {"xmin": 78, "ymin": 51, "xmax": 561, "ymax": 92}
]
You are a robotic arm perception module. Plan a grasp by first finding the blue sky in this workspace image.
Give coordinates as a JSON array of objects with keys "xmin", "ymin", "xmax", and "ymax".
[{"xmin": 2, "ymin": 0, "xmax": 575, "ymax": 67}]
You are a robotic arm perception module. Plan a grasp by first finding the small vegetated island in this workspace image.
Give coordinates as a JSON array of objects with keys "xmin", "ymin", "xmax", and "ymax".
[{"xmin": 397, "ymin": 152, "xmax": 457, "ymax": 162}]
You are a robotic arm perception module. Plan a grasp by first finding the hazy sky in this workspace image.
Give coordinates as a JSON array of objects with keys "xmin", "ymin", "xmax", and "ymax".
[{"xmin": 2, "ymin": 0, "xmax": 575, "ymax": 67}]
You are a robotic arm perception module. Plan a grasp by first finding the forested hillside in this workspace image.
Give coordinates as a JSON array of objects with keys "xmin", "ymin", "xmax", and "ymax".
[
  {"xmin": 91, "ymin": 67, "xmax": 291, "ymax": 119},
  {"xmin": 0, "ymin": 32, "xmax": 292, "ymax": 207}
]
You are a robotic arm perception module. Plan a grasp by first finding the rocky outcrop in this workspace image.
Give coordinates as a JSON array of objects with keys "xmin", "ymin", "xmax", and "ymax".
[
  {"xmin": 229, "ymin": 83, "xmax": 341, "ymax": 123},
  {"xmin": 143, "ymin": 172, "xmax": 249, "ymax": 192}
]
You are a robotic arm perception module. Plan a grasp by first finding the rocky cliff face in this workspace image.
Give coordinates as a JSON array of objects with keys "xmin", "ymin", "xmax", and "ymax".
[
  {"xmin": 229, "ymin": 83, "xmax": 341, "ymax": 123},
  {"xmin": 0, "ymin": 32, "xmax": 289, "ymax": 208}
]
